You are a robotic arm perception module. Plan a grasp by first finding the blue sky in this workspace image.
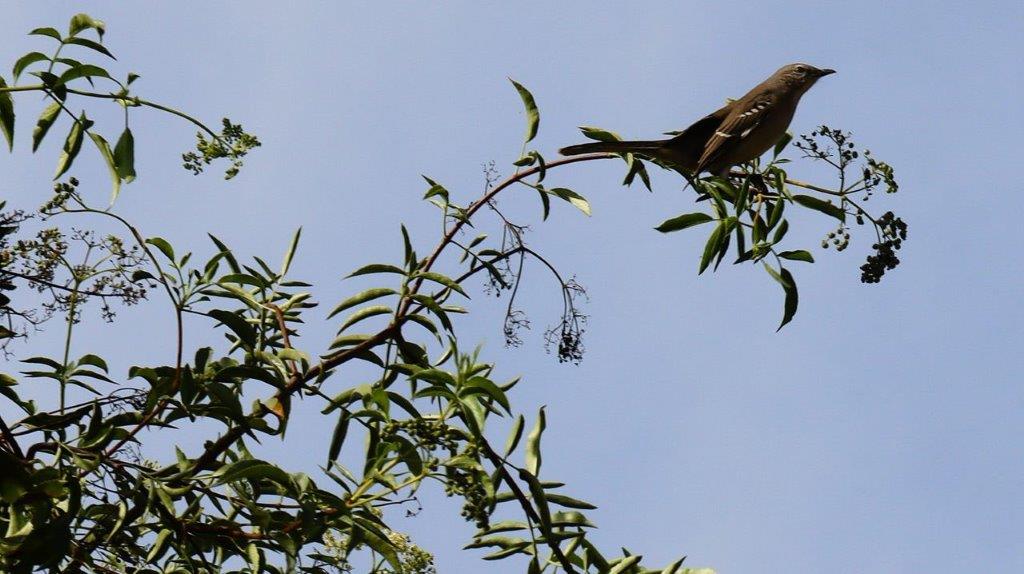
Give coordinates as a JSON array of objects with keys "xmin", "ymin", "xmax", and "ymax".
[{"xmin": 2, "ymin": 2, "xmax": 1023, "ymax": 572}]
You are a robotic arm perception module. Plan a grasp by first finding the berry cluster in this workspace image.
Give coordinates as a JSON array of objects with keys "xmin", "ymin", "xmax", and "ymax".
[
  {"xmin": 795, "ymin": 126, "xmax": 861, "ymax": 169},
  {"xmin": 821, "ymin": 224, "xmax": 851, "ymax": 251},
  {"xmin": 182, "ymin": 118, "xmax": 261, "ymax": 180},
  {"xmin": 41, "ymin": 177, "xmax": 79, "ymax": 213},
  {"xmin": 382, "ymin": 418, "xmax": 463, "ymax": 453},
  {"xmin": 444, "ymin": 460, "xmax": 491, "ymax": 529},
  {"xmin": 382, "ymin": 419, "xmax": 491, "ymax": 529},
  {"xmin": 860, "ymin": 211, "xmax": 908, "ymax": 284}
]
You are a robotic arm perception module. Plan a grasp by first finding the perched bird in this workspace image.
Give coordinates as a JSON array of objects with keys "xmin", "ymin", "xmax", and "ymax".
[{"xmin": 559, "ymin": 63, "xmax": 835, "ymax": 177}]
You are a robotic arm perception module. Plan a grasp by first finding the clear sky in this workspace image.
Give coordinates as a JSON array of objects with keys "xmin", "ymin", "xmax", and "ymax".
[{"xmin": 2, "ymin": 2, "xmax": 1023, "ymax": 573}]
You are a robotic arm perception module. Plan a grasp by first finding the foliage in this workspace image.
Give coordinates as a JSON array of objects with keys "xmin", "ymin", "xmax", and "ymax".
[{"xmin": 0, "ymin": 13, "xmax": 906, "ymax": 574}]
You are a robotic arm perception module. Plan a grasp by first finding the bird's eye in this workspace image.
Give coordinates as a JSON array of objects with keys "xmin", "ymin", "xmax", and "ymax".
[{"xmin": 795, "ymin": 65, "xmax": 807, "ymax": 74}]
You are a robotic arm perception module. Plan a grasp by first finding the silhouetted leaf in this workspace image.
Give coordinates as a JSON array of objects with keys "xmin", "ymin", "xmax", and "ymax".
[
  {"xmin": 655, "ymin": 212, "xmax": 713, "ymax": 233},
  {"xmin": 778, "ymin": 250, "xmax": 814, "ymax": 263},
  {"xmin": 794, "ymin": 194, "xmax": 845, "ymax": 222},
  {"xmin": 0, "ymin": 77, "xmax": 13, "ymax": 151},
  {"xmin": 509, "ymin": 79, "xmax": 539, "ymax": 143}
]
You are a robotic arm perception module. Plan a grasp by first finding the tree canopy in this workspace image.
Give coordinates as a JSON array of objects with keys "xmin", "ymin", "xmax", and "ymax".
[{"xmin": 0, "ymin": 14, "xmax": 906, "ymax": 574}]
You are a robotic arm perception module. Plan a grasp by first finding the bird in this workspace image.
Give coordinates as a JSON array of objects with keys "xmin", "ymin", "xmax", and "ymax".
[{"xmin": 558, "ymin": 63, "xmax": 835, "ymax": 177}]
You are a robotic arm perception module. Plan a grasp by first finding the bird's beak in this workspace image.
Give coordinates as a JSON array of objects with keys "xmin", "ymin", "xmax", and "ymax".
[{"xmin": 818, "ymin": 68, "xmax": 836, "ymax": 76}]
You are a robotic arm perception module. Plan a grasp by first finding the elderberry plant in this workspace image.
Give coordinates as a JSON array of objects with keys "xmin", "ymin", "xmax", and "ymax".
[{"xmin": 0, "ymin": 13, "xmax": 908, "ymax": 574}]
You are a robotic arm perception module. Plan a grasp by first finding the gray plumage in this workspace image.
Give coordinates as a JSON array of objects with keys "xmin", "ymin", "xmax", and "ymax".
[{"xmin": 559, "ymin": 63, "xmax": 835, "ymax": 177}]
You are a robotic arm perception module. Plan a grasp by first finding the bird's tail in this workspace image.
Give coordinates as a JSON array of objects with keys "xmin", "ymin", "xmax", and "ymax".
[{"xmin": 558, "ymin": 140, "xmax": 665, "ymax": 156}]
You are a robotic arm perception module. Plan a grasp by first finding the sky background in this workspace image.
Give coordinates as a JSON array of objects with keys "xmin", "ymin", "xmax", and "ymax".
[{"xmin": 2, "ymin": 2, "xmax": 1023, "ymax": 573}]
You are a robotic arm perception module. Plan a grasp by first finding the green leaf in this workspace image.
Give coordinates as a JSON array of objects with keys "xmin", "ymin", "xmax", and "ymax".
[
  {"xmin": 763, "ymin": 263, "xmax": 798, "ymax": 331},
  {"xmin": 698, "ymin": 219, "xmax": 731, "ymax": 274},
  {"xmin": 778, "ymin": 249, "xmax": 814, "ymax": 263},
  {"xmin": 113, "ymin": 127, "xmax": 135, "ymax": 182},
  {"xmin": 338, "ymin": 305, "xmax": 392, "ymax": 332},
  {"xmin": 504, "ymin": 414, "xmax": 525, "ymax": 457},
  {"xmin": 655, "ymin": 212, "xmax": 713, "ymax": 233},
  {"xmin": 29, "ymin": 28, "xmax": 62, "ymax": 41},
  {"xmin": 77, "ymin": 354, "xmax": 108, "ymax": 372},
  {"xmin": 462, "ymin": 376, "xmax": 511, "ymax": 413},
  {"xmin": 328, "ymin": 287, "xmax": 396, "ymax": 319},
  {"xmin": 32, "ymin": 102, "xmax": 61, "ymax": 152},
  {"xmin": 12, "ymin": 52, "xmax": 49, "ymax": 81},
  {"xmin": 537, "ymin": 187, "xmax": 551, "ymax": 220},
  {"xmin": 778, "ymin": 266, "xmax": 798, "ymax": 330},
  {"xmin": 145, "ymin": 237, "xmax": 175, "ymax": 261},
  {"xmin": 608, "ymin": 555, "xmax": 643, "ymax": 574},
  {"xmin": 64, "ymin": 37, "xmax": 115, "ymax": 60},
  {"xmin": 518, "ymin": 468, "xmax": 552, "ymax": 529},
  {"xmin": 215, "ymin": 459, "xmax": 292, "ymax": 488},
  {"xmin": 280, "ymin": 227, "xmax": 302, "ymax": 276},
  {"xmin": 346, "ymin": 263, "xmax": 406, "ymax": 278},
  {"xmin": 548, "ymin": 187, "xmax": 591, "ymax": 216},
  {"xmin": 773, "ymin": 131, "xmax": 793, "ymax": 157},
  {"xmin": 54, "ymin": 113, "xmax": 92, "ymax": 179},
  {"xmin": 400, "ymin": 224, "xmax": 416, "ymax": 268},
  {"xmin": 145, "ymin": 529, "xmax": 173, "ymax": 562},
  {"xmin": 87, "ymin": 132, "xmax": 120, "ymax": 201},
  {"xmin": 578, "ymin": 125, "xmax": 622, "ymax": 142},
  {"xmin": 415, "ymin": 271, "xmax": 467, "ymax": 297},
  {"xmin": 767, "ymin": 197, "xmax": 785, "ymax": 231},
  {"xmin": 247, "ymin": 543, "xmax": 263, "ymax": 573},
  {"xmin": 771, "ymin": 218, "xmax": 789, "ymax": 244},
  {"xmin": 544, "ymin": 493, "xmax": 597, "ymax": 510},
  {"xmin": 422, "ymin": 176, "xmax": 448, "ymax": 201},
  {"xmin": 57, "ymin": 64, "xmax": 112, "ymax": 87},
  {"xmin": 793, "ymin": 194, "xmax": 845, "ymax": 222},
  {"xmin": 68, "ymin": 13, "xmax": 106, "ymax": 39},
  {"xmin": 525, "ymin": 407, "xmax": 546, "ymax": 476},
  {"xmin": 509, "ymin": 78, "xmax": 539, "ymax": 143},
  {"xmin": 623, "ymin": 154, "xmax": 652, "ymax": 191},
  {"xmin": 0, "ymin": 78, "xmax": 13, "ymax": 152},
  {"xmin": 208, "ymin": 309, "xmax": 257, "ymax": 348}
]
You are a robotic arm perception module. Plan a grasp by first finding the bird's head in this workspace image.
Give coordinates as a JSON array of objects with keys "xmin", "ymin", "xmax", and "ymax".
[{"xmin": 777, "ymin": 63, "xmax": 836, "ymax": 92}]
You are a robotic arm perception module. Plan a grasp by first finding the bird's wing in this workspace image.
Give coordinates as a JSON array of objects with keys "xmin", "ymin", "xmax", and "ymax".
[{"xmin": 695, "ymin": 95, "xmax": 775, "ymax": 174}]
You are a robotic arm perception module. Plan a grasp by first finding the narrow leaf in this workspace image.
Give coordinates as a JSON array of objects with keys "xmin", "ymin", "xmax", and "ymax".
[
  {"xmin": 32, "ymin": 102, "xmax": 61, "ymax": 152},
  {"xmin": 525, "ymin": 407, "xmax": 546, "ymax": 476},
  {"xmin": 504, "ymin": 414, "xmax": 525, "ymax": 457},
  {"xmin": 548, "ymin": 187, "xmax": 591, "ymax": 216},
  {"xmin": 208, "ymin": 309, "xmax": 258, "ymax": 348},
  {"xmin": 509, "ymin": 79, "xmax": 539, "ymax": 143},
  {"xmin": 279, "ymin": 227, "xmax": 302, "ymax": 276},
  {"xmin": 0, "ymin": 77, "xmax": 13, "ymax": 151},
  {"xmin": 778, "ymin": 250, "xmax": 814, "ymax": 263},
  {"xmin": 54, "ymin": 113, "xmax": 92, "ymax": 179},
  {"xmin": 773, "ymin": 131, "xmax": 793, "ymax": 157},
  {"xmin": 698, "ymin": 221, "xmax": 728, "ymax": 274},
  {"xmin": 346, "ymin": 263, "xmax": 406, "ymax": 278},
  {"xmin": 113, "ymin": 127, "xmax": 135, "ymax": 181},
  {"xmin": 87, "ymin": 132, "xmax": 120, "ymax": 201},
  {"xmin": 338, "ymin": 305, "xmax": 392, "ymax": 332},
  {"xmin": 655, "ymin": 212, "xmax": 713, "ymax": 233},
  {"xmin": 328, "ymin": 287, "xmax": 396, "ymax": 319},
  {"xmin": 64, "ymin": 37, "xmax": 115, "ymax": 59},
  {"xmin": 793, "ymin": 194, "xmax": 845, "ymax": 222}
]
